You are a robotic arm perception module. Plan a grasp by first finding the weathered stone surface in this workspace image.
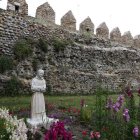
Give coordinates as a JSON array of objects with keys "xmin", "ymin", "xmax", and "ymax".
[
  {"xmin": 7, "ymin": 0, "xmax": 28, "ymax": 16},
  {"xmin": 17, "ymin": 60, "xmax": 33, "ymax": 79},
  {"xmin": 0, "ymin": 3, "xmax": 140, "ymax": 94},
  {"xmin": 121, "ymin": 31, "xmax": 134, "ymax": 46},
  {"xmin": 134, "ymin": 35, "xmax": 140, "ymax": 48},
  {"xmin": 110, "ymin": 27, "xmax": 121, "ymax": 43},
  {"xmin": 79, "ymin": 17, "xmax": 94, "ymax": 36},
  {"xmin": 61, "ymin": 10, "xmax": 76, "ymax": 31},
  {"xmin": 96, "ymin": 22, "xmax": 109, "ymax": 40},
  {"xmin": 36, "ymin": 2, "xmax": 55, "ymax": 24}
]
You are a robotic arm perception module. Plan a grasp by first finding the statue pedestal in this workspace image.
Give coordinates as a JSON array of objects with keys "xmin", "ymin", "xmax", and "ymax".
[{"xmin": 27, "ymin": 117, "xmax": 58, "ymax": 129}]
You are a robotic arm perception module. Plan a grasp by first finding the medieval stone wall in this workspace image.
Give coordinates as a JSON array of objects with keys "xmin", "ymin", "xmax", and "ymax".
[
  {"xmin": 0, "ymin": 5, "xmax": 140, "ymax": 94},
  {"xmin": 7, "ymin": 0, "xmax": 28, "ymax": 16}
]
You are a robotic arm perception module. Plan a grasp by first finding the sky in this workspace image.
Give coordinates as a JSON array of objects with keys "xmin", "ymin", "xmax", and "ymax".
[{"xmin": 0, "ymin": 0, "xmax": 140, "ymax": 37}]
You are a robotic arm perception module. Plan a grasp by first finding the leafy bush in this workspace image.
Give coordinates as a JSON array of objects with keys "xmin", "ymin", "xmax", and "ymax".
[
  {"xmin": 0, "ymin": 55, "xmax": 13, "ymax": 73},
  {"xmin": 13, "ymin": 39, "xmax": 32, "ymax": 60},
  {"xmin": 37, "ymin": 38, "xmax": 48, "ymax": 53},
  {"xmin": 52, "ymin": 37, "xmax": 69, "ymax": 52},
  {"xmin": 4, "ymin": 76, "xmax": 23, "ymax": 96},
  {"xmin": 0, "ymin": 118, "xmax": 10, "ymax": 140}
]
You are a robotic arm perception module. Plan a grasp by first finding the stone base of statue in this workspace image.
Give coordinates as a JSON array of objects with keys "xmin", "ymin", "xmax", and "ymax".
[{"xmin": 27, "ymin": 116, "xmax": 58, "ymax": 129}]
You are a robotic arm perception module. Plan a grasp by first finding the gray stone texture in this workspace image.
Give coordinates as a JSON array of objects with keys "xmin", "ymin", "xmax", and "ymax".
[
  {"xmin": 36, "ymin": 2, "xmax": 55, "ymax": 24},
  {"xmin": 134, "ymin": 35, "xmax": 140, "ymax": 48},
  {"xmin": 110, "ymin": 27, "xmax": 121, "ymax": 43},
  {"xmin": 7, "ymin": 0, "xmax": 28, "ymax": 16},
  {"xmin": 79, "ymin": 17, "xmax": 94, "ymax": 36},
  {"xmin": 61, "ymin": 10, "xmax": 76, "ymax": 31},
  {"xmin": 96, "ymin": 22, "xmax": 109, "ymax": 40},
  {"xmin": 0, "ymin": 2, "xmax": 140, "ymax": 94},
  {"xmin": 121, "ymin": 31, "xmax": 134, "ymax": 46}
]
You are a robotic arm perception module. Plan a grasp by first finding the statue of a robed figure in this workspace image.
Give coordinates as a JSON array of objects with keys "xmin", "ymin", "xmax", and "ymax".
[{"xmin": 27, "ymin": 69, "xmax": 58, "ymax": 127}]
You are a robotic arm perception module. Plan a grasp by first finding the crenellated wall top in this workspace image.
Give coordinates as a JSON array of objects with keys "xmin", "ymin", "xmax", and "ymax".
[{"xmin": 0, "ymin": 1, "xmax": 140, "ymax": 47}]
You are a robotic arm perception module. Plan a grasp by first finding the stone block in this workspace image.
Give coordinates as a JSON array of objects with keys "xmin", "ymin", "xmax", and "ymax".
[
  {"xmin": 96, "ymin": 22, "xmax": 109, "ymax": 40},
  {"xmin": 121, "ymin": 31, "xmax": 134, "ymax": 46},
  {"xmin": 110, "ymin": 27, "xmax": 121, "ymax": 43},
  {"xmin": 134, "ymin": 35, "xmax": 140, "ymax": 48}
]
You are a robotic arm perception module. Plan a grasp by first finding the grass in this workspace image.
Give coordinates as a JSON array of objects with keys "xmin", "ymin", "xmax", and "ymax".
[
  {"xmin": 0, "ymin": 93, "xmax": 139, "ymax": 112},
  {"xmin": 0, "ymin": 94, "xmax": 138, "ymax": 110},
  {"xmin": 0, "ymin": 95, "xmax": 97, "ymax": 110}
]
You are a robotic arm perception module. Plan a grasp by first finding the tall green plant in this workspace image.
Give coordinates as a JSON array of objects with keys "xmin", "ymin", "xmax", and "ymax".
[{"xmin": 91, "ymin": 88, "xmax": 109, "ymax": 131}]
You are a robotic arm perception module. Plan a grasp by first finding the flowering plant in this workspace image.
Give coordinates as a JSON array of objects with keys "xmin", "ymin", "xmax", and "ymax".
[
  {"xmin": 123, "ymin": 108, "xmax": 130, "ymax": 122},
  {"xmin": 82, "ymin": 130, "xmax": 101, "ymax": 140},
  {"xmin": 45, "ymin": 121, "xmax": 72, "ymax": 140},
  {"xmin": 0, "ymin": 107, "xmax": 28, "ymax": 140},
  {"xmin": 133, "ymin": 126, "xmax": 139, "ymax": 137}
]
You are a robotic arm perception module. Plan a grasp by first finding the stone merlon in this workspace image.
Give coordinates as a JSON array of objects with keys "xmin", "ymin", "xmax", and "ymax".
[
  {"xmin": 110, "ymin": 27, "xmax": 121, "ymax": 43},
  {"xmin": 7, "ymin": 0, "xmax": 28, "ymax": 16},
  {"xmin": 79, "ymin": 16, "xmax": 94, "ymax": 36},
  {"xmin": 96, "ymin": 22, "xmax": 109, "ymax": 40},
  {"xmin": 134, "ymin": 35, "xmax": 140, "ymax": 48},
  {"xmin": 61, "ymin": 10, "xmax": 76, "ymax": 31},
  {"xmin": 36, "ymin": 2, "xmax": 55, "ymax": 23},
  {"xmin": 121, "ymin": 31, "xmax": 134, "ymax": 46}
]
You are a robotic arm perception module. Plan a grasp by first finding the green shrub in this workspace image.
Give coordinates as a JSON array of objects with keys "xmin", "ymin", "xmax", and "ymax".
[
  {"xmin": 52, "ymin": 37, "xmax": 69, "ymax": 52},
  {"xmin": 4, "ymin": 76, "xmax": 23, "ymax": 96},
  {"xmin": 0, "ymin": 55, "xmax": 13, "ymax": 73},
  {"xmin": 37, "ymin": 38, "xmax": 48, "ymax": 53},
  {"xmin": 13, "ymin": 39, "xmax": 32, "ymax": 60},
  {"xmin": 0, "ymin": 118, "xmax": 10, "ymax": 140}
]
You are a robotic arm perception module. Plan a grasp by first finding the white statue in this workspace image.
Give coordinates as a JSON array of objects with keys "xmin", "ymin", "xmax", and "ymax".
[
  {"xmin": 27, "ymin": 69, "xmax": 58, "ymax": 128},
  {"xmin": 31, "ymin": 69, "xmax": 46, "ymax": 121}
]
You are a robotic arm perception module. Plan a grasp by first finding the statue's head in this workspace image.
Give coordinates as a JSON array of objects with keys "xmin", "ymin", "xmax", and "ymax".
[{"xmin": 37, "ymin": 69, "xmax": 44, "ymax": 79}]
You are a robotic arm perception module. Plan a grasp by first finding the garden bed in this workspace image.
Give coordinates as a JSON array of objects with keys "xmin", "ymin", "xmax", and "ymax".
[{"xmin": 1, "ymin": 88, "xmax": 140, "ymax": 139}]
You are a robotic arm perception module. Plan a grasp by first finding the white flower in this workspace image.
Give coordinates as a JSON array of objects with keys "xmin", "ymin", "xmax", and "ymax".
[{"xmin": 0, "ymin": 107, "xmax": 28, "ymax": 140}]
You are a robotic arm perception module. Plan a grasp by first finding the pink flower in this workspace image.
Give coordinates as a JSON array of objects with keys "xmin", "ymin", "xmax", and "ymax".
[
  {"xmin": 90, "ymin": 131, "xmax": 101, "ymax": 139},
  {"xmin": 133, "ymin": 126, "xmax": 139, "ymax": 137},
  {"xmin": 113, "ymin": 104, "xmax": 119, "ymax": 112},
  {"xmin": 90, "ymin": 131, "xmax": 95, "ymax": 139},
  {"xmin": 117, "ymin": 95, "xmax": 124, "ymax": 104},
  {"xmin": 125, "ymin": 87, "xmax": 133, "ymax": 98},
  {"xmin": 82, "ymin": 130, "xmax": 87, "ymax": 136},
  {"xmin": 123, "ymin": 109, "xmax": 130, "ymax": 122},
  {"xmin": 94, "ymin": 132, "xmax": 101, "ymax": 139}
]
